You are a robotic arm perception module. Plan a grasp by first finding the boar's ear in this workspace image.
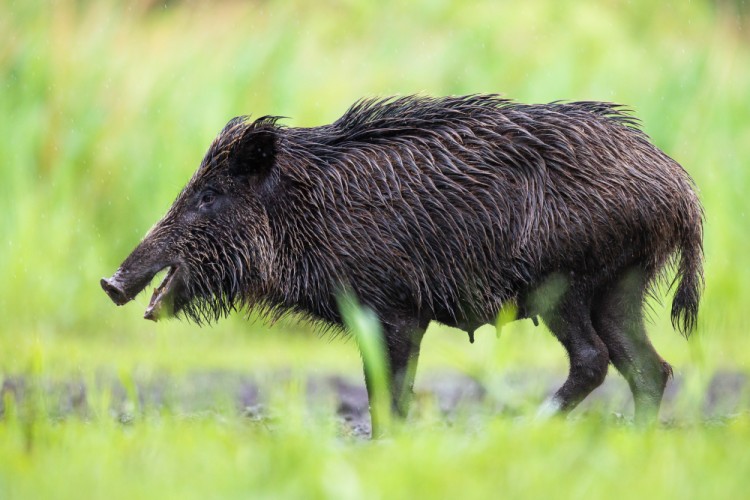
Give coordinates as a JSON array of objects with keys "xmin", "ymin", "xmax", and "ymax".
[{"xmin": 230, "ymin": 124, "xmax": 278, "ymax": 179}]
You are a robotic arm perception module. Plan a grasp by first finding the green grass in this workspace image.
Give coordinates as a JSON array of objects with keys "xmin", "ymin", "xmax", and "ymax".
[
  {"xmin": 1, "ymin": 0, "xmax": 750, "ymax": 498},
  {"xmin": 3, "ymin": 412, "xmax": 750, "ymax": 500}
]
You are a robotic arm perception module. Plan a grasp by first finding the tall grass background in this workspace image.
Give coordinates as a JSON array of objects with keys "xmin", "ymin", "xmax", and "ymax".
[
  {"xmin": 1, "ymin": 0, "xmax": 750, "ymax": 497},
  {"xmin": 2, "ymin": 0, "xmax": 748, "ymax": 368}
]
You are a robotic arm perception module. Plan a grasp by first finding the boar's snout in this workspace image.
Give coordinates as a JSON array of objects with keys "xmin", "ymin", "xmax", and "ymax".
[
  {"xmin": 101, "ymin": 252, "xmax": 169, "ymax": 306},
  {"xmin": 100, "ymin": 273, "xmax": 132, "ymax": 306},
  {"xmin": 101, "ymin": 230, "xmax": 179, "ymax": 307}
]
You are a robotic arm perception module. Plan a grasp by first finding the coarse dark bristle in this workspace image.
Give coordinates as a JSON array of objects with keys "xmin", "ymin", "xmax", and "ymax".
[
  {"xmin": 173, "ymin": 94, "xmax": 702, "ymax": 337},
  {"xmin": 105, "ymin": 94, "xmax": 705, "ymax": 423}
]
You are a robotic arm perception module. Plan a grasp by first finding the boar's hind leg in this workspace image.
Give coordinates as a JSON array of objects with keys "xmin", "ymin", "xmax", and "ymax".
[
  {"xmin": 537, "ymin": 286, "xmax": 610, "ymax": 418},
  {"xmin": 591, "ymin": 268, "xmax": 672, "ymax": 424}
]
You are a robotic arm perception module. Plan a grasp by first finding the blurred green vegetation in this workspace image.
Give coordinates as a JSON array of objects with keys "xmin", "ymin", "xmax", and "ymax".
[
  {"xmin": 1, "ymin": 0, "xmax": 748, "ymax": 337},
  {"xmin": 1, "ymin": 0, "xmax": 750, "ymax": 498}
]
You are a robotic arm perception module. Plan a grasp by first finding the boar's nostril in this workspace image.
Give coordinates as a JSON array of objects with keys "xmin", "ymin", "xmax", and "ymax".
[{"xmin": 101, "ymin": 277, "xmax": 130, "ymax": 306}]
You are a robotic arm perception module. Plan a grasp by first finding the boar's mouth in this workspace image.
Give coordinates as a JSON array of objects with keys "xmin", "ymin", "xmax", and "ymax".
[
  {"xmin": 143, "ymin": 265, "xmax": 182, "ymax": 322},
  {"xmin": 101, "ymin": 264, "xmax": 186, "ymax": 322}
]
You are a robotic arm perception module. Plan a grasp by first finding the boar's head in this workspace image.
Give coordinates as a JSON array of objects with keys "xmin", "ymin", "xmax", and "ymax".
[{"xmin": 101, "ymin": 117, "xmax": 279, "ymax": 323}]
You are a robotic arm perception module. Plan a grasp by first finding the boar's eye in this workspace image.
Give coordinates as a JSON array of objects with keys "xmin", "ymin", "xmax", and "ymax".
[{"xmin": 198, "ymin": 189, "xmax": 218, "ymax": 212}]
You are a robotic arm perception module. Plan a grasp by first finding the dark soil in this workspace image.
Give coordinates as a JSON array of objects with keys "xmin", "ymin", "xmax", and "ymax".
[{"xmin": 2, "ymin": 369, "xmax": 747, "ymax": 437}]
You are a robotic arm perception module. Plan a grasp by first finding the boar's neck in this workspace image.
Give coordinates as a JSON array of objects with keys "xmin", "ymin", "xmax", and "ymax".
[{"xmin": 264, "ymin": 175, "xmax": 344, "ymax": 325}]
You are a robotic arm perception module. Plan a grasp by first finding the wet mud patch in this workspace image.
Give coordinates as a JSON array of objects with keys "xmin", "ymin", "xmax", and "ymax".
[{"xmin": 2, "ymin": 370, "xmax": 749, "ymax": 438}]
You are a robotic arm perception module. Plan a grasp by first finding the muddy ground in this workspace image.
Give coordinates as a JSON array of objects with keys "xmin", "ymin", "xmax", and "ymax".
[{"xmin": 2, "ymin": 370, "xmax": 748, "ymax": 437}]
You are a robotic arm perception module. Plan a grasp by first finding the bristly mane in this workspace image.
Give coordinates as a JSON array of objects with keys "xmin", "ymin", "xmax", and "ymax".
[
  {"xmin": 229, "ymin": 95, "xmax": 644, "ymax": 146},
  {"xmin": 326, "ymin": 95, "xmax": 644, "ymax": 142}
]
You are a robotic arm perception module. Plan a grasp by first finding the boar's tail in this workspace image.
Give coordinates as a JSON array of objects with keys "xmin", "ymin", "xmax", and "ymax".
[{"xmin": 670, "ymin": 211, "xmax": 704, "ymax": 338}]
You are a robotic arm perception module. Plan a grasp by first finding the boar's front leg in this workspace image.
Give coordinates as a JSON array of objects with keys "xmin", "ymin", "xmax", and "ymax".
[{"xmin": 363, "ymin": 316, "xmax": 427, "ymax": 427}]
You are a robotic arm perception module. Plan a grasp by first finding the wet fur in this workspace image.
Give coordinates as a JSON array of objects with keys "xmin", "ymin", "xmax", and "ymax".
[
  {"xmin": 183, "ymin": 95, "xmax": 702, "ymax": 337},
  {"xmin": 113, "ymin": 94, "xmax": 704, "ymax": 423}
]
